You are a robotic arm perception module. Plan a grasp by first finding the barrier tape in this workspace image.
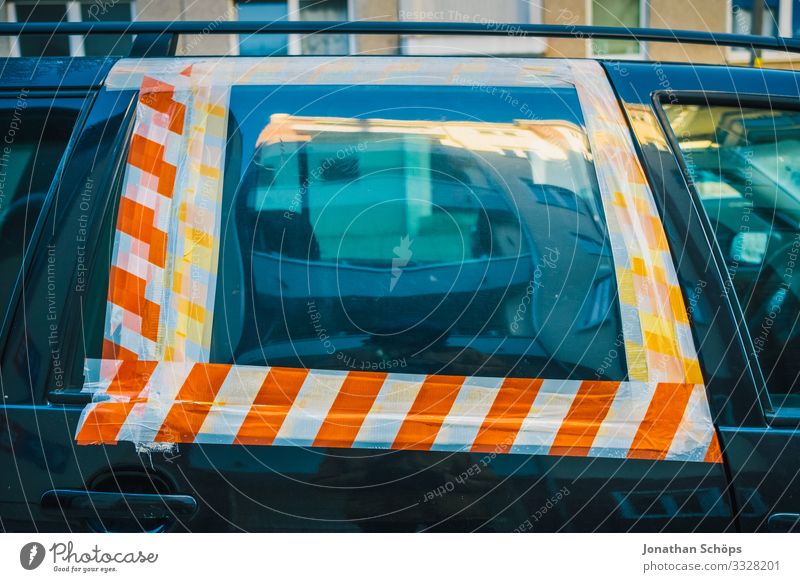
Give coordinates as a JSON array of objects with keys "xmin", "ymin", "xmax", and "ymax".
[
  {"xmin": 76, "ymin": 359, "xmax": 720, "ymax": 461},
  {"xmin": 75, "ymin": 58, "xmax": 721, "ymax": 463},
  {"xmin": 569, "ymin": 61, "xmax": 702, "ymax": 385},
  {"xmin": 102, "ymin": 67, "xmax": 228, "ymax": 363}
]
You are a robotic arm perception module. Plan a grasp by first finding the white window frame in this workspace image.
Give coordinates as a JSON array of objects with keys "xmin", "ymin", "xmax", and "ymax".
[
  {"xmin": 233, "ymin": 0, "xmax": 351, "ymax": 56},
  {"xmin": 397, "ymin": 1, "xmax": 545, "ymax": 56},
  {"xmin": 586, "ymin": 0, "xmax": 648, "ymax": 60},
  {"xmin": 6, "ymin": 0, "xmax": 136, "ymax": 58},
  {"xmin": 727, "ymin": 0, "xmax": 796, "ymax": 62}
]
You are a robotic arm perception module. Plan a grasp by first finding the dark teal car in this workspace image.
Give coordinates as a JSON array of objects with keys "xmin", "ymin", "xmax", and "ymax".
[{"xmin": 1, "ymin": 21, "xmax": 799, "ymax": 532}]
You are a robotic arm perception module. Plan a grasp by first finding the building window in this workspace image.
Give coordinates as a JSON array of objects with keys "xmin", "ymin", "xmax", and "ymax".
[
  {"xmin": 732, "ymin": 0, "xmax": 781, "ymax": 35},
  {"xmin": 79, "ymin": 0, "xmax": 134, "ymax": 56},
  {"xmin": 398, "ymin": 0, "xmax": 544, "ymax": 55},
  {"xmin": 8, "ymin": 0, "xmax": 134, "ymax": 57},
  {"xmin": 794, "ymin": 1, "xmax": 800, "ymax": 35},
  {"xmin": 13, "ymin": 1, "xmax": 70, "ymax": 56},
  {"xmin": 729, "ymin": 0, "xmax": 800, "ymax": 60},
  {"xmin": 298, "ymin": 0, "xmax": 347, "ymax": 55},
  {"xmin": 236, "ymin": 0, "xmax": 349, "ymax": 56},
  {"xmin": 237, "ymin": 0, "xmax": 290, "ymax": 56},
  {"xmin": 589, "ymin": 0, "xmax": 645, "ymax": 58}
]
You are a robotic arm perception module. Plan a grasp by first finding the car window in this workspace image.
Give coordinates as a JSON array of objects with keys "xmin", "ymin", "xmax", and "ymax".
[
  {"xmin": 0, "ymin": 95, "xmax": 84, "ymax": 318},
  {"xmin": 663, "ymin": 102, "xmax": 800, "ymax": 408},
  {"xmin": 208, "ymin": 84, "xmax": 627, "ymax": 380}
]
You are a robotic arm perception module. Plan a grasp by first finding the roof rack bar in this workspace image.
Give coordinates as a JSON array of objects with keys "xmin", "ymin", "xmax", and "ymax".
[{"xmin": 0, "ymin": 21, "xmax": 798, "ymax": 55}]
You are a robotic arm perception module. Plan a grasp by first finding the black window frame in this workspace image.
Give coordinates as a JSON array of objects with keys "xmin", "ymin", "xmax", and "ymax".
[
  {"xmin": 42, "ymin": 88, "xmax": 139, "ymax": 406},
  {"xmin": 0, "ymin": 88, "xmax": 96, "ymax": 357},
  {"xmin": 0, "ymin": 82, "xmax": 141, "ymax": 407},
  {"xmin": 654, "ymin": 90, "xmax": 800, "ymax": 425}
]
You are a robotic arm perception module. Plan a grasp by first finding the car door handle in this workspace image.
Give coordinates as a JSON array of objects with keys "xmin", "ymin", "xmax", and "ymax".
[
  {"xmin": 41, "ymin": 489, "xmax": 197, "ymax": 520},
  {"xmin": 767, "ymin": 513, "xmax": 800, "ymax": 532}
]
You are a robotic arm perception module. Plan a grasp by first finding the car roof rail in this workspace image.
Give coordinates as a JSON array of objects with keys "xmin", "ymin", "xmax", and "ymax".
[{"xmin": 0, "ymin": 21, "xmax": 798, "ymax": 59}]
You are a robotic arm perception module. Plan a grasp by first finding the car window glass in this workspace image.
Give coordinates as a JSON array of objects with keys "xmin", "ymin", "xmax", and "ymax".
[
  {"xmin": 664, "ymin": 103, "xmax": 800, "ymax": 408},
  {"xmin": 209, "ymin": 85, "xmax": 627, "ymax": 380},
  {"xmin": 0, "ymin": 96, "xmax": 83, "ymax": 317}
]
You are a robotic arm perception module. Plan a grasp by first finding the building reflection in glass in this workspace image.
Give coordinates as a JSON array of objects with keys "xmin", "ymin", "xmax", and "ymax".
[{"xmin": 212, "ymin": 112, "xmax": 626, "ymax": 380}]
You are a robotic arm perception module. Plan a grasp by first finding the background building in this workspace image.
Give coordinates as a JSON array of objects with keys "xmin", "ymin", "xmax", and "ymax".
[{"xmin": 0, "ymin": 0, "xmax": 796, "ymax": 68}]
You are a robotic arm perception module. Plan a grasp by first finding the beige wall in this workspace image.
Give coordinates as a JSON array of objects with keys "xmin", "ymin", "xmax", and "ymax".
[
  {"xmin": 0, "ymin": 0, "xmax": 796, "ymax": 68},
  {"xmin": 350, "ymin": 0, "xmax": 399, "ymax": 55},
  {"xmin": 543, "ymin": 0, "xmax": 588, "ymax": 58},
  {"xmin": 137, "ymin": 0, "xmax": 236, "ymax": 56},
  {"xmin": 648, "ymin": 0, "xmax": 798, "ymax": 69},
  {"xmin": 543, "ymin": 0, "xmax": 727, "ymax": 61},
  {"xmin": 541, "ymin": 0, "xmax": 795, "ymax": 69},
  {"xmin": 648, "ymin": 0, "xmax": 727, "ymax": 64}
]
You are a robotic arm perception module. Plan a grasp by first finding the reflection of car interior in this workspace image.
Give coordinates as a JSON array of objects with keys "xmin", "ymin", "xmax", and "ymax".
[
  {"xmin": 0, "ymin": 106, "xmax": 82, "ymax": 306},
  {"xmin": 667, "ymin": 105, "xmax": 800, "ymax": 401},
  {"xmin": 212, "ymin": 114, "xmax": 625, "ymax": 380}
]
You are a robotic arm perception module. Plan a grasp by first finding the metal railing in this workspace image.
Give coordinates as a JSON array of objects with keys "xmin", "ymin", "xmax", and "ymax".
[{"xmin": 0, "ymin": 21, "xmax": 797, "ymax": 58}]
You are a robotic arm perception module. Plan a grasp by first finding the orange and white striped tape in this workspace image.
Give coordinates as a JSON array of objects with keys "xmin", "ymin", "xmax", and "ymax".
[
  {"xmin": 101, "ymin": 74, "xmax": 187, "ymax": 361},
  {"xmin": 103, "ymin": 57, "xmax": 571, "ymax": 91},
  {"xmin": 76, "ymin": 58, "xmax": 721, "ymax": 463},
  {"xmin": 76, "ymin": 359, "xmax": 721, "ymax": 462},
  {"xmin": 569, "ymin": 61, "xmax": 701, "ymax": 385},
  {"xmin": 102, "ymin": 66, "xmax": 228, "ymax": 363}
]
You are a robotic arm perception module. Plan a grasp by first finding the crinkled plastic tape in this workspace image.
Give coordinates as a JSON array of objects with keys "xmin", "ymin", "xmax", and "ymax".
[
  {"xmin": 74, "ymin": 359, "xmax": 721, "ymax": 462},
  {"xmin": 76, "ymin": 58, "xmax": 720, "ymax": 463},
  {"xmin": 104, "ymin": 57, "xmax": 574, "ymax": 91},
  {"xmin": 569, "ymin": 60, "xmax": 702, "ymax": 385},
  {"xmin": 101, "ymin": 69, "xmax": 229, "ymax": 362}
]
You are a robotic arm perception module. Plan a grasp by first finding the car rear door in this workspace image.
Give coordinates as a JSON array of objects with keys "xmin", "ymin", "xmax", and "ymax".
[
  {"xmin": 607, "ymin": 61, "xmax": 800, "ymax": 532},
  {"xmin": 3, "ymin": 56, "xmax": 734, "ymax": 532},
  {"xmin": 0, "ymin": 56, "xmax": 179, "ymax": 532}
]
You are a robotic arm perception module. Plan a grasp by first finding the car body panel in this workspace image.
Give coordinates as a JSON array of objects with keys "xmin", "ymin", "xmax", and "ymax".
[
  {"xmin": 0, "ymin": 55, "xmax": 796, "ymax": 532},
  {"xmin": 607, "ymin": 61, "xmax": 800, "ymax": 531}
]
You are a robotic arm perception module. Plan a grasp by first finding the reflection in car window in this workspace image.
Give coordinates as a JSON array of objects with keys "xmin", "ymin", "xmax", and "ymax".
[
  {"xmin": 665, "ymin": 103, "xmax": 800, "ymax": 407},
  {"xmin": 212, "ymin": 85, "xmax": 626, "ymax": 380},
  {"xmin": 0, "ymin": 97, "xmax": 83, "ymax": 315}
]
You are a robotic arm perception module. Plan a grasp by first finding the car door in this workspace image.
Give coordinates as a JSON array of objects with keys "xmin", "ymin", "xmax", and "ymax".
[
  {"xmin": 3, "ymin": 56, "xmax": 734, "ymax": 532},
  {"xmin": 0, "ymin": 56, "xmax": 176, "ymax": 532},
  {"xmin": 607, "ymin": 61, "xmax": 800, "ymax": 532}
]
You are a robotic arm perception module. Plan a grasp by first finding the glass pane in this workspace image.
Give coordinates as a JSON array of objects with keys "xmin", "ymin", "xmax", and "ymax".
[
  {"xmin": 237, "ymin": 1, "xmax": 289, "ymax": 56},
  {"xmin": 80, "ymin": 1, "xmax": 133, "ymax": 56},
  {"xmin": 793, "ymin": 0, "xmax": 800, "ymax": 37},
  {"xmin": 591, "ymin": 0, "xmax": 641, "ymax": 56},
  {"xmin": 664, "ymin": 103, "xmax": 800, "ymax": 407},
  {"xmin": 732, "ymin": 0, "xmax": 781, "ymax": 36},
  {"xmin": 299, "ymin": 0, "xmax": 348, "ymax": 55},
  {"xmin": 15, "ymin": 2, "xmax": 70, "ymax": 57},
  {"xmin": 0, "ymin": 97, "xmax": 84, "ymax": 314},
  {"xmin": 213, "ymin": 85, "xmax": 626, "ymax": 380}
]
